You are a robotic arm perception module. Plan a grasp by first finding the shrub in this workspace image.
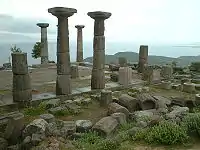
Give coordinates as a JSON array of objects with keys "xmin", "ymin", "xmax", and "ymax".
[
  {"xmin": 32, "ymin": 42, "xmax": 41, "ymax": 59},
  {"xmin": 96, "ymin": 139, "xmax": 120, "ymax": 150},
  {"xmin": 134, "ymin": 121, "xmax": 189, "ymax": 145},
  {"xmin": 181, "ymin": 113, "xmax": 200, "ymax": 136},
  {"xmin": 10, "ymin": 45, "xmax": 23, "ymax": 53},
  {"xmin": 23, "ymin": 103, "xmax": 46, "ymax": 116}
]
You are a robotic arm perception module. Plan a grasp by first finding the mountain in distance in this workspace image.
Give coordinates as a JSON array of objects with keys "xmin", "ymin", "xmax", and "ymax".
[{"xmin": 84, "ymin": 51, "xmax": 200, "ymax": 67}]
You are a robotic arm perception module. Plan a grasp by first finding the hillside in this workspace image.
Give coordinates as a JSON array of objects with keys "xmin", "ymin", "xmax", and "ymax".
[{"xmin": 84, "ymin": 51, "xmax": 200, "ymax": 66}]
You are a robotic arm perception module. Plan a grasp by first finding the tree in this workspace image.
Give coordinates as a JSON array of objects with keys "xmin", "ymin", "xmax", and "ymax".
[
  {"xmin": 32, "ymin": 42, "xmax": 42, "ymax": 59},
  {"xmin": 10, "ymin": 45, "xmax": 22, "ymax": 53},
  {"xmin": 172, "ymin": 61, "xmax": 177, "ymax": 67}
]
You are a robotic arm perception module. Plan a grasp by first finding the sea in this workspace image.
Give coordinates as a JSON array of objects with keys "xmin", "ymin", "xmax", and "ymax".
[{"xmin": 0, "ymin": 41, "xmax": 200, "ymax": 65}]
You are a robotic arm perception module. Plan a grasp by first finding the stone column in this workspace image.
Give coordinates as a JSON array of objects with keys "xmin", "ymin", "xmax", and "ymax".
[
  {"xmin": 138, "ymin": 45, "xmax": 148, "ymax": 73},
  {"xmin": 87, "ymin": 11, "xmax": 112, "ymax": 89},
  {"xmin": 37, "ymin": 23, "xmax": 49, "ymax": 64},
  {"xmin": 75, "ymin": 25, "xmax": 85, "ymax": 62},
  {"xmin": 48, "ymin": 7, "xmax": 77, "ymax": 95},
  {"xmin": 12, "ymin": 52, "xmax": 32, "ymax": 105}
]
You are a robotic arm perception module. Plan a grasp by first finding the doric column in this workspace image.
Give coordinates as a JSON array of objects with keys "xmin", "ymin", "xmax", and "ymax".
[
  {"xmin": 87, "ymin": 11, "xmax": 112, "ymax": 89},
  {"xmin": 48, "ymin": 7, "xmax": 77, "ymax": 95},
  {"xmin": 36, "ymin": 23, "xmax": 49, "ymax": 64},
  {"xmin": 75, "ymin": 25, "xmax": 85, "ymax": 62},
  {"xmin": 138, "ymin": 45, "xmax": 148, "ymax": 73}
]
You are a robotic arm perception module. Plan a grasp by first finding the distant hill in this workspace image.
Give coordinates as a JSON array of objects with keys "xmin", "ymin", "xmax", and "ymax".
[{"xmin": 84, "ymin": 51, "xmax": 200, "ymax": 67}]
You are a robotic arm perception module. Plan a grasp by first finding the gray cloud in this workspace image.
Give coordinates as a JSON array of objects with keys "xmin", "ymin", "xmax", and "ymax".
[{"xmin": 0, "ymin": 14, "xmax": 56, "ymax": 34}]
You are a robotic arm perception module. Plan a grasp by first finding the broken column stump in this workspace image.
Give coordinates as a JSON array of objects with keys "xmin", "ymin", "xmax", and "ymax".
[
  {"xmin": 12, "ymin": 52, "xmax": 32, "ymax": 105},
  {"xmin": 100, "ymin": 90, "xmax": 112, "ymax": 107},
  {"xmin": 119, "ymin": 67, "xmax": 132, "ymax": 87},
  {"xmin": 71, "ymin": 65, "xmax": 79, "ymax": 79}
]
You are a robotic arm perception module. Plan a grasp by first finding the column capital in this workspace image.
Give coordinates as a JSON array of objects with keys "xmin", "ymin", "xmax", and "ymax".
[
  {"xmin": 87, "ymin": 11, "xmax": 111, "ymax": 20},
  {"xmin": 75, "ymin": 25, "xmax": 85, "ymax": 29},
  {"xmin": 37, "ymin": 23, "xmax": 49, "ymax": 28},
  {"xmin": 48, "ymin": 7, "xmax": 77, "ymax": 18}
]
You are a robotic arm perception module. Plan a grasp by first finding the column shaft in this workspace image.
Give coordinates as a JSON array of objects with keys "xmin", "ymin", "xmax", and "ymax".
[
  {"xmin": 41, "ymin": 27, "xmax": 49, "ymax": 64},
  {"xmin": 91, "ymin": 19, "xmax": 105, "ymax": 89},
  {"xmin": 77, "ymin": 29, "xmax": 83, "ymax": 62},
  {"xmin": 56, "ymin": 17, "xmax": 71, "ymax": 95}
]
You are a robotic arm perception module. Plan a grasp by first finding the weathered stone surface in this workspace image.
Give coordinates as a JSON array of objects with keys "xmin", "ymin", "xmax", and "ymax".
[
  {"xmin": 48, "ymin": 7, "xmax": 77, "ymax": 17},
  {"xmin": 40, "ymin": 114, "xmax": 55, "ymax": 123},
  {"xmin": 142, "ymin": 65, "xmax": 153, "ymax": 84},
  {"xmin": 153, "ymin": 95, "xmax": 171, "ymax": 108},
  {"xmin": 137, "ymin": 93, "xmax": 157, "ymax": 110},
  {"xmin": 71, "ymin": 65, "xmax": 79, "ymax": 79},
  {"xmin": 118, "ymin": 94, "xmax": 139, "ymax": 112},
  {"xmin": 4, "ymin": 113, "xmax": 24, "ymax": 144},
  {"xmin": 0, "ymin": 138, "xmax": 8, "ymax": 150},
  {"xmin": 166, "ymin": 106, "xmax": 189, "ymax": 122},
  {"xmin": 138, "ymin": 45, "xmax": 148, "ymax": 73},
  {"xmin": 111, "ymin": 112, "xmax": 127, "ymax": 125},
  {"xmin": 160, "ymin": 81, "xmax": 172, "ymax": 90},
  {"xmin": 161, "ymin": 65, "xmax": 173, "ymax": 79},
  {"xmin": 182, "ymin": 83, "xmax": 196, "ymax": 93},
  {"xmin": 13, "ymin": 89, "xmax": 32, "ymax": 103},
  {"xmin": 44, "ymin": 98, "xmax": 60, "ymax": 109},
  {"xmin": 119, "ymin": 67, "xmax": 132, "ymax": 87},
  {"xmin": 100, "ymin": 90, "xmax": 112, "ymax": 107},
  {"xmin": 107, "ymin": 102, "xmax": 130, "ymax": 117},
  {"xmin": 13, "ymin": 74, "xmax": 31, "ymax": 91},
  {"xmin": 195, "ymin": 94, "xmax": 200, "ymax": 105},
  {"xmin": 23, "ymin": 119, "xmax": 48, "ymax": 137},
  {"xmin": 133, "ymin": 110, "xmax": 154, "ymax": 123},
  {"xmin": 60, "ymin": 121, "xmax": 76, "ymax": 137},
  {"xmin": 56, "ymin": 74, "xmax": 72, "ymax": 95},
  {"xmin": 76, "ymin": 120, "xmax": 93, "ymax": 133},
  {"xmin": 11, "ymin": 53, "xmax": 28, "ymax": 75},
  {"xmin": 110, "ymin": 72, "xmax": 119, "ymax": 82},
  {"xmin": 48, "ymin": 106, "xmax": 67, "ymax": 115},
  {"xmin": 31, "ymin": 133, "xmax": 45, "ymax": 146},
  {"xmin": 91, "ymin": 69, "xmax": 105, "ymax": 89},
  {"xmin": 92, "ymin": 116, "xmax": 118, "ymax": 137},
  {"xmin": 65, "ymin": 103, "xmax": 81, "ymax": 114},
  {"xmin": 109, "ymin": 64, "xmax": 119, "ymax": 71},
  {"xmin": 181, "ymin": 78, "xmax": 191, "ymax": 84}
]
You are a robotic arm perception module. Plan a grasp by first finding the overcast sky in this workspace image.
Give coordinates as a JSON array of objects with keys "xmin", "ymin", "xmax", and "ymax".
[{"xmin": 0, "ymin": 0, "xmax": 200, "ymax": 44}]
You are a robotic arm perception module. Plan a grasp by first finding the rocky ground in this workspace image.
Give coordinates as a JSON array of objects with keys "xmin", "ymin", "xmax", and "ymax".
[{"xmin": 1, "ymin": 83, "xmax": 200, "ymax": 150}]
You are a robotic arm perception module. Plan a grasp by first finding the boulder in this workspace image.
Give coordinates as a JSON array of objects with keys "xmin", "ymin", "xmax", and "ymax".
[
  {"xmin": 4, "ymin": 112, "xmax": 24, "ymax": 144},
  {"xmin": 100, "ymin": 90, "xmax": 112, "ymax": 107},
  {"xmin": 23, "ymin": 119, "xmax": 48, "ymax": 137},
  {"xmin": 110, "ymin": 72, "xmax": 119, "ymax": 82},
  {"xmin": 107, "ymin": 102, "xmax": 130, "ymax": 117},
  {"xmin": 40, "ymin": 114, "xmax": 55, "ymax": 123},
  {"xmin": 60, "ymin": 121, "xmax": 76, "ymax": 138},
  {"xmin": 136, "ymin": 93, "xmax": 157, "ymax": 110},
  {"xmin": 111, "ymin": 113, "xmax": 127, "ymax": 125},
  {"xmin": 166, "ymin": 106, "xmax": 189, "ymax": 122},
  {"xmin": 118, "ymin": 94, "xmax": 139, "ymax": 112},
  {"xmin": 92, "ymin": 116, "xmax": 118, "ymax": 137},
  {"xmin": 76, "ymin": 120, "xmax": 93, "ymax": 133}
]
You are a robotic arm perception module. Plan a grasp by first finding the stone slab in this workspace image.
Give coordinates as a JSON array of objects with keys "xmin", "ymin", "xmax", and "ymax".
[{"xmin": 76, "ymin": 86, "xmax": 91, "ymax": 93}]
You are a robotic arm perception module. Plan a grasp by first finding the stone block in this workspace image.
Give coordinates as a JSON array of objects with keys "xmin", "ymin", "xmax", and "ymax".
[
  {"xmin": 71, "ymin": 65, "xmax": 79, "ymax": 79},
  {"xmin": 118, "ymin": 67, "xmax": 132, "ymax": 87},
  {"xmin": 100, "ymin": 90, "xmax": 112, "ymax": 107},
  {"xmin": 56, "ymin": 74, "xmax": 71, "ymax": 95},
  {"xmin": 11, "ymin": 53, "xmax": 28, "ymax": 75}
]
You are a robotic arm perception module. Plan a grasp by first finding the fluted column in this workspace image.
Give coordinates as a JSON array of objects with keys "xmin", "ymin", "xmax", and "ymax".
[
  {"xmin": 48, "ymin": 7, "xmax": 77, "ymax": 95},
  {"xmin": 87, "ymin": 11, "xmax": 112, "ymax": 89}
]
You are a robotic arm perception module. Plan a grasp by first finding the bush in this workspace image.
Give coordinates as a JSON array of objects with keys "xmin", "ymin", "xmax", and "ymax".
[
  {"xmin": 23, "ymin": 103, "xmax": 46, "ymax": 116},
  {"xmin": 181, "ymin": 113, "xmax": 200, "ymax": 136},
  {"xmin": 134, "ymin": 121, "xmax": 189, "ymax": 145},
  {"xmin": 96, "ymin": 139, "xmax": 120, "ymax": 150}
]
